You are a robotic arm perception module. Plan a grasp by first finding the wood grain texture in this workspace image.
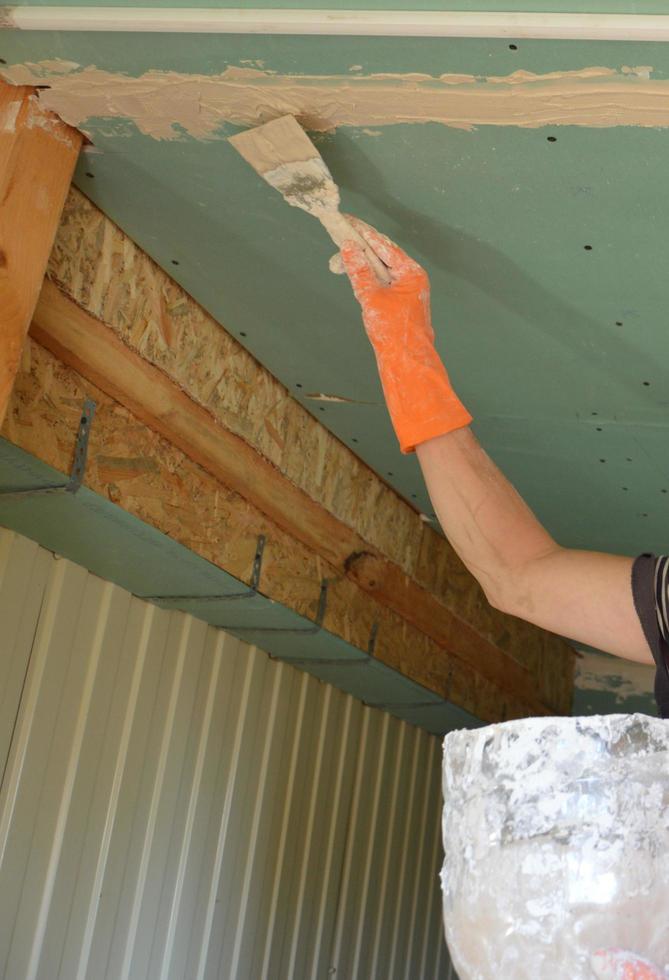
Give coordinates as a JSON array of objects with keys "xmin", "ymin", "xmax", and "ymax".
[
  {"xmin": 29, "ymin": 280, "xmax": 572, "ymax": 717},
  {"xmin": 4, "ymin": 338, "xmax": 543, "ymax": 722},
  {"xmin": 0, "ymin": 82, "xmax": 81, "ymax": 428},
  {"xmin": 47, "ymin": 188, "xmax": 574, "ymax": 712}
]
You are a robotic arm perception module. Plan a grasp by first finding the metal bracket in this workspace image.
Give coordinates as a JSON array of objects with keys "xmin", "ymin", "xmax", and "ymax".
[
  {"xmin": 0, "ymin": 399, "xmax": 96, "ymax": 500},
  {"xmin": 144, "ymin": 535, "xmax": 266, "ymax": 604},
  {"xmin": 148, "ymin": 556, "xmax": 329, "ymax": 639},
  {"xmin": 229, "ymin": 578, "xmax": 329, "ymax": 637},
  {"xmin": 276, "ymin": 618, "xmax": 378, "ymax": 666},
  {"xmin": 278, "ymin": 653, "xmax": 369, "ymax": 667},
  {"xmin": 365, "ymin": 700, "xmax": 439, "ymax": 711}
]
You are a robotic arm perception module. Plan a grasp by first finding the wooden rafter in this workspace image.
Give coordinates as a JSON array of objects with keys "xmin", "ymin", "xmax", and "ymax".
[
  {"xmin": 1, "ymin": 188, "xmax": 575, "ymax": 721},
  {"xmin": 0, "ymin": 82, "xmax": 81, "ymax": 427},
  {"xmin": 31, "ymin": 279, "xmax": 558, "ymax": 720}
]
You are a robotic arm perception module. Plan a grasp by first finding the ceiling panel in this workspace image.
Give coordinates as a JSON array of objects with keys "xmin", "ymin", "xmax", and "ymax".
[{"xmin": 3, "ymin": 28, "xmax": 669, "ymax": 562}]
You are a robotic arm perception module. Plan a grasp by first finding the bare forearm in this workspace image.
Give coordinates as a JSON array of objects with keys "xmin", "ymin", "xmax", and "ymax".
[
  {"xmin": 416, "ymin": 428, "xmax": 651, "ymax": 663},
  {"xmin": 339, "ymin": 222, "xmax": 652, "ymax": 665},
  {"xmin": 416, "ymin": 427, "xmax": 557, "ymax": 604}
]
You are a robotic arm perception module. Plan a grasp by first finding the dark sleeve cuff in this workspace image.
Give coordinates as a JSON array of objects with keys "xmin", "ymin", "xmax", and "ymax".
[{"xmin": 631, "ymin": 553, "xmax": 669, "ymax": 718}]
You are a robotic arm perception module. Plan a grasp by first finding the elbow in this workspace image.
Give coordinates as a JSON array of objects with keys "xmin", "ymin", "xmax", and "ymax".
[
  {"xmin": 483, "ymin": 583, "xmax": 513, "ymax": 616},
  {"xmin": 480, "ymin": 545, "xmax": 564, "ymax": 621},
  {"xmin": 479, "ymin": 562, "xmax": 543, "ymax": 619},
  {"xmin": 477, "ymin": 571, "xmax": 516, "ymax": 617}
]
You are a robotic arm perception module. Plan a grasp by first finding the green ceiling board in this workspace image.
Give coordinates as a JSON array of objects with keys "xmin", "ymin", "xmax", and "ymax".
[
  {"xmin": 0, "ymin": 439, "xmax": 480, "ymax": 734},
  {"xmin": 3, "ymin": 30, "xmax": 669, "ymax": 701},
  {"xmin": 69, "ymin": 108, "xmax": 669, "ymax": 555},
  {"xmin": 4, "ymin": 30, "xmax": 669, "ymax": 75},
  {"xmin": 572, "ymin": 682, "xmax": 656, "ymax": 716}
]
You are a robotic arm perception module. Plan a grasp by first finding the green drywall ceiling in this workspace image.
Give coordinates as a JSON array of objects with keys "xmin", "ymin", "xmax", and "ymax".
[{"xmin": 3, "ymin": 29, "xmax": 669, "ymax": 716}]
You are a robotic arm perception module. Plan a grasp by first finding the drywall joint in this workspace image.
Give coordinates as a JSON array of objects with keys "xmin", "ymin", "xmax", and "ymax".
[{"xmin": 0, "ymin": 398, "xmax": 95, "ymax": 499}]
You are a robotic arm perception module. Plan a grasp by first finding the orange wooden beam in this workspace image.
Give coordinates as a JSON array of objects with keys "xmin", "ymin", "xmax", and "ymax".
[
  {"xmin": 0, "ymin": 82, "xmax": 82, "ymax": 426},
  {"xmin": 31, "ymin": 280, "xmax": 559, "ymax": 717}
]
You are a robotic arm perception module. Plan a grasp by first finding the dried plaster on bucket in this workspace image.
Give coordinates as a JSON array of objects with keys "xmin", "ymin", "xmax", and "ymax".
[
  {"xmin": 441, "ymin": 714, "xmax": 669, "ymax": 979},
  {"xmin": 0, "ymin": 61, "xmax": 666, "ymax": 140}
]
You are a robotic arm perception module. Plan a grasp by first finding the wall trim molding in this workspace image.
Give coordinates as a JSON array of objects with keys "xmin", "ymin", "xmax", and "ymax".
[{"xmin": 2, "ymin": 7, "xmax": 669, "ymax": 41}]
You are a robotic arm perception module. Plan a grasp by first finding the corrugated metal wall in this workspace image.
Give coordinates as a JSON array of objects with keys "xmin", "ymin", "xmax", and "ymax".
[{"xmin": 0, "ymin": 528, "xmax": 453, "ymax": 980}]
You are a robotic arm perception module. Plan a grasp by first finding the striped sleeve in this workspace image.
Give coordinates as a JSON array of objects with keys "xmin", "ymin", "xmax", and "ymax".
[
  {"xmin": 631, "ymin": 553, "xmax": 669, "ymax": 718},
  {"xmin": 654, "ymin": 555, "xmax": 669, "ymax": 645}
]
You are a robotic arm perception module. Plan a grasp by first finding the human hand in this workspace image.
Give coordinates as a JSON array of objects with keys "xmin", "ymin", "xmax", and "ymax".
[
  {"xmin": 592, "ymin": 949, "xmax": 667, "ymax": 979},
  {"xmin": 340, "ymin": 217, "xmax": 434, "ymax": 357},
  {"xmin": 338, "ymin": 217, "xmax": 471, "ymax": 452}
]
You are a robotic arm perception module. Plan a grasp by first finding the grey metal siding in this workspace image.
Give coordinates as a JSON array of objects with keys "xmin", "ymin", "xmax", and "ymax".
[{"xmin": 0, "ymin": 528, "xmax": 451, "ymax": 979}]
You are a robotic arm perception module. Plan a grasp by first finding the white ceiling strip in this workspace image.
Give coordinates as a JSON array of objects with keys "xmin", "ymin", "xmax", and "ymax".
[{"xmin": 2, "ymin": 7, "xmax": 669, "ymax": 41}]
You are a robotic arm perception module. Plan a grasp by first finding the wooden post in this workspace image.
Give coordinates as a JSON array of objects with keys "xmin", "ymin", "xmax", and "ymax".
[{"xmin": 0, "ymin": 82, "xmax": 82, "ymax": 427}]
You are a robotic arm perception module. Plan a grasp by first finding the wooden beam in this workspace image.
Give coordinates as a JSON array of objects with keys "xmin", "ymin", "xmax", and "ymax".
[
  {"xmin": 5, "ymin": 336, "xmax": 539, "ymax": 722},
  {"xmin": 0, "ymin": 83, "xmax": 81, "ymax": 429},
  {"xmin": 34, "ymin": 189, "xmax": 575, "ymax": 717},
  {"xmin": 30, "ymin": 280, "xmax": 570, "ymax": 717},
  {"xmin": 32, "ymin": 278, "xmax": 358, "ymax": 571},
  {"xmin": 48, "ymin": 188, "xmax": 572, "ymax": 709}
]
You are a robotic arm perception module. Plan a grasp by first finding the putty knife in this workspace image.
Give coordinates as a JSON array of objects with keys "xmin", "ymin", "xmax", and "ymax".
[{"xmin": 229, "ymin": 115, "xmax": 391, "ymax": 285}]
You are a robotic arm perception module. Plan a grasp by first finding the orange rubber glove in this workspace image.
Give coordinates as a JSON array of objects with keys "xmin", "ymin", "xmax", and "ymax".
[
  {"xmin": 592, "ymin": 949, "xmax": 667, "ymax": 979},
  {"xmin": 340, "ymin": 219, "xmax": 472, "ymax": 454}
]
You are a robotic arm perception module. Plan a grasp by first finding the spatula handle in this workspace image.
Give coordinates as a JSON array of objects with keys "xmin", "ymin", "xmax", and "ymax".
[{"xmin": 318, "ymin": 212, "xmax": 392, "ymax": 286}]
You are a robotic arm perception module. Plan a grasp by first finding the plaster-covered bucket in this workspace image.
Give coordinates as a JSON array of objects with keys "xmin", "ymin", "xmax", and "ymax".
[{"xmin": 441, "ymin": 714, "xmax": 669, "ymax": 979}]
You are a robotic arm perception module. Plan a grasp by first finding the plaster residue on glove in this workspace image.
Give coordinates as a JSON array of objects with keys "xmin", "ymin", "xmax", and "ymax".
[{"xmin": 339, "ymin": 217, "xmax": 472, "ymax": 453}]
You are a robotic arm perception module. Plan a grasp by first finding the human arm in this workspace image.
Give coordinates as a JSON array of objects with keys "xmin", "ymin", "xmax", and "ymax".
[
  {"xmin": 340, "ymin": 221, "xmax": 653, "ymax": 666},
  {"xmin": 416, "ymin": 428, "xmax": 651, "ymax": 664}
]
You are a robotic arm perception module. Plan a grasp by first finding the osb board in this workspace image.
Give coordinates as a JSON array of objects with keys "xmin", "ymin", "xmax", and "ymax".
[
  {"xmin": 48, "ymin": 188, "xmax": 573, "ymax": 688},
  {"xmin": 0, "ymin": 339, "xmax": 572, "ymax": 720},
  {"xmin": 47, "ymin": 190, "xmax": 436, "ymax": 579},
  {"xmin": 0, "ymin": 444, "xmax": 481, "ymax": 735},
  {"xmin": 28, "ymin": 283, "xmax": 569, "ymax": 715}
]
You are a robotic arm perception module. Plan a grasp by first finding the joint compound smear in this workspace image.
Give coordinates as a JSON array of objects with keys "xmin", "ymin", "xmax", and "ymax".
[{"xmin": 0, "ymin": 61, "xmax": 666, "ymax": 140}]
